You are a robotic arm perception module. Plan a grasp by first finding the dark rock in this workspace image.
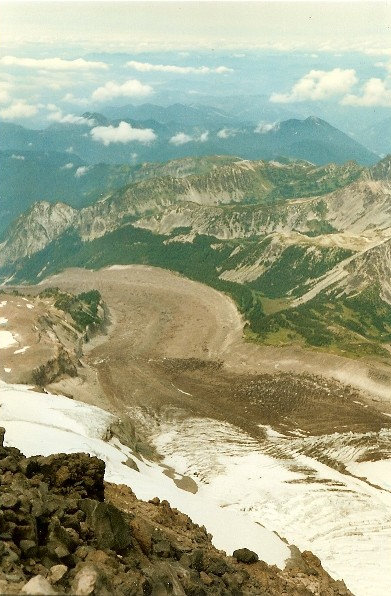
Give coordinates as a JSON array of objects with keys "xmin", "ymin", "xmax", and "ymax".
[
  {"xmin": 80, "ymin": 499, "xmax": 132, "ymax": 552},
  {"xmin": 20, "ymin": 540, "xmax": 37, "ymax": 557},
  {"xmin": 233, "ymin": 548, "xmax": 259, "ymax": 564},
  {"xmin": 1, "ymin": 492, "xmax": 19, "ymax": 509}
]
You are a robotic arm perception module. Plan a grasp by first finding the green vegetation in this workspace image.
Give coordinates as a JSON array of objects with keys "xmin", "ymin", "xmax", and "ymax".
[
  {"xmin": 5, "ymin": 221, "xmax": 391, "ymax": 361},
  {"xmin": 248, "ymin": 245, "xmax": 352, "ymax": 298},
  {"xmin": 249, "ymin": 284, "xmax": 391, "ymax": 358},
  {"xmin": 39, "ymin": 287, "xmax": 104, "ymax": 332}
]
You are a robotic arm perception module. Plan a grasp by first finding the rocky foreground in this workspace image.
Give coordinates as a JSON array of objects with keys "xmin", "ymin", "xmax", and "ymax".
[{"xmin": 0, "ymin": 428, "xmax": 352, "ymax": 596}]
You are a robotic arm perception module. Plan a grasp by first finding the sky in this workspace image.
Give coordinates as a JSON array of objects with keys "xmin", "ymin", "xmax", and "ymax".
[
  {"xmin": 2, "ymin": 2, "xmax": 391, "ymax": 52},
  {"xmin": 0, "ymin": 1, "xmax": 391, "ymax": 133}
]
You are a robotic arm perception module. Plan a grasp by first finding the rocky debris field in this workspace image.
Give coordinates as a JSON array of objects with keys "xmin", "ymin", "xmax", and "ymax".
[{"xmin": 0, "ymin": 428, "xmax": 352, "ymax": 596}]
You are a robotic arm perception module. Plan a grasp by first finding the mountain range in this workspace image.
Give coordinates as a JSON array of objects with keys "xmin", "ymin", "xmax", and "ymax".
[
  {"xmin": 1, "ymin": 152, "xmax": 391, "ymax": 360},
  {"xmin": 0, "ymin": 111, "xmax": 378, "ymax": 168}
]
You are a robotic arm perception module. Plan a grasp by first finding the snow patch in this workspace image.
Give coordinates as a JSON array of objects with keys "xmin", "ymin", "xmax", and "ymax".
[
  {"xmin": 0, "ymin": 317, "xmax": 8, "ymax": 325},
  {"xmin": 13, "ymin": 346, "xmax": 30, "ymax": 354},
  {"xmin": 0, "ymin": 331, "xmax": 17, "ymax": 349}
]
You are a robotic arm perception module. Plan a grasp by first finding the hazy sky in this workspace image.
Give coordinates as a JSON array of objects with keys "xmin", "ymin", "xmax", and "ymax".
[
  {"xmin": 1, "ymin": 1, "xmax": 391, "ymax": 130},
  {"xmin": 2, "ymin": 1, "xmax": 391, "ymax": 51}
]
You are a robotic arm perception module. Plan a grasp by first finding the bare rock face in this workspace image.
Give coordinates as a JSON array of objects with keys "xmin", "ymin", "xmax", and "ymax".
[{"xmin": 0, "ymin": 428, "xmax": 353, "ymax": 595}]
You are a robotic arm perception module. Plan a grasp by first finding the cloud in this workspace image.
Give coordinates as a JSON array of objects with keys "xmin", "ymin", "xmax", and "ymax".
[
  {"xmin": 254, "ymin": 122, "xmax": 280, "ymax": 134},
  {"xmin": 90, "ymin": 121, "xmax": 156, "ymax": 145},
  {"xmin": 91, "ymin": 79, "xmax": 153, "ymax": 102},
  {"xmin": 65, "ymin": 147, "xmax": 74, "ymax": 154},
  {"xmin": 0, "ymin": 56, "xmax": 107, "ymax": 71},
  {"xmin": 169, "ymin": 131, "xmax": 209, "ymax": 145},
  {"xmin": 217, "ymin": 128, "xmax": 237, "ymax": 139},
  {"xmin": 62, "ymin": 93, "xmax": 89, "ymax": 106},
  {"xmin": 0, "ymin": 100, "xmax": 38, "ymax": 120},
  {"xmin": 47, "ymin": 107, "xmax": 95, "ymax": 126},
  {"xmin": 341, "ymin": 77, "xmax": 391, "ymax": 107},
  {"xmin": 75, "ymin": 166, "xmax": 91, "ymax": 178},
  {"xmin": 126, "ymin": 61, "xmax": 233, "ymax": 74},
  {"xmin": 60, "ymin": 162, "xmax": 74, "ymax": 170},
  {"xmin": 170, "ymin": 133, "xmax": 193, "ymax": 145},
  {"xmin": 270, "ymin": 68, "xmax": 358, "ymax": 103},
  {"xmin": 11, "ymin": 154, "xmax": 25, "ymax": 160}
]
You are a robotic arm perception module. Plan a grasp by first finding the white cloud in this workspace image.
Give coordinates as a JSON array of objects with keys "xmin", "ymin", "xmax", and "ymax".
[
  {"xmin": 62, "ymin": 93, "xmax": 89, "ymax": 106},
  {"xmin": 255, "ymin": 122, "xmax": 280, "ymax": 134},
  {"xmin": 91, "ymin": 79, "xmax": 153, "ymax": 102},
  {"xmin": 217, "ymin": 128, "xmax": 237, "ymax": 139},
  {"xmin": 65, "ymin": 147, "xmax": 74, "ymax": 154},
  {"xmin": 270, "ymin": 68, "xmax": 358, "ymax": 103},
  {"xmin": 60, "ymin": 162, "xmax": 74, "ymax": 170},
  {"xmin": 169, "ymin": 131, "xmax": 209, "ymax": 145},
  {"xmin": 0, "ymin": 56, "xmax": 107, "ymax": 71},
  {"xmin": 0, "ymin": 100, "xmax": 38, "ymax": 120},
  {"xmin": 90, "ymin": 121, "xmax": 156, "ymax": 145},
  {"xmin": 11, "ymin": 154, "xmax": 25, "ymax": 160},
  {"xmin": 341, "ymin": 77, "xmax": 391, "ymax": 107},
  {"xmin": 75, "ymin": 166, "xmax": 91, "ymax": 178},
  {"xmin": 169, "ymin": 133, "xmax": 193, "ymax": 146},
  {"xmin": 126, "ymin": 61, "xmax": 233, "ymax": 74},
  {"xmin": 47, "ymin": 108, "xmax": 95, "ymax": 126}
]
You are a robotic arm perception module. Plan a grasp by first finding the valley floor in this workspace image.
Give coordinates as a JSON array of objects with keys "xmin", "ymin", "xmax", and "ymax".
[{"xmin": 2, "ymin": 264, "xmax": 391, "ymax": 595}]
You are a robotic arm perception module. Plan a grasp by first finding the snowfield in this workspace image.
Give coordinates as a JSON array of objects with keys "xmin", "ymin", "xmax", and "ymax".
[
  {"xmin": 152, "ymin": 415, "xmax": 391, "ymax": 596},
  {"xmin": 0, "ymin": 381, "xmax": 290, "ymax": 568}
]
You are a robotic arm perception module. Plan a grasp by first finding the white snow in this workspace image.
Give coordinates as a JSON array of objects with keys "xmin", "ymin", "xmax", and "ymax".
[
  {"xmin": 152, "ymin": 416, "xmax": 391, "ymax": 596},
  {"xmin": 13, "ymin": 346, "xmax": 30, "ymax": 354},
  {"xmin": 0, "ymin": 331, "xmax": 17, "ymax": 349},
  {"xmin": 0, "ymin": 381, "xmax": 290, "ymax": 569},
  {"xmin": 347, "ymin": 459, "xmax": 391, "ymax": 491},
  {"xmin": 0, "ymin": 317, "xmax": 8, "ymax": 325},
  {"xmin": 3, "ymin": 368, "xmax": 11, "ymax": 373},
  {"xmin": 26, "ymin": 304, "xmax": 35, "ymax": 309},
  {"xmin": 0, "ymin": 301, "xmax": 7, "ymax": 308}
]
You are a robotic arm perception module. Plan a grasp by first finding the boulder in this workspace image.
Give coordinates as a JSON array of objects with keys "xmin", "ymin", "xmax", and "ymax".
[
  {"xmin": 233, "ymin": 548, "xmax": 259, "ymax": 564},
  {"xmin": 21, "ymin": 575, "xmax": 57, "ymax": 595},
  {"xmin": 80, "ymin": 499, "xmax": 132, "ymax": 552}
]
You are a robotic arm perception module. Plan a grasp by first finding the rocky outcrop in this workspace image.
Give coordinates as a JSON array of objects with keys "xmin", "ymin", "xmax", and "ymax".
[
  {"xmin": 31, "ymin": 348, "xmax": 78, "ymax": 387},
  {"xmin": 0, "ymin": 428, "xmax": 353, "ymax": 595}
]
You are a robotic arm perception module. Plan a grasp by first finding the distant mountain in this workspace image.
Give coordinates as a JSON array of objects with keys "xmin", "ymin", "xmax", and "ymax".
[
  {"xmin": 0, "ymin": 150, "xmax": 138, "ymax": 236},
  {"xmin": 102, "ymin": 102, "xmax": 237, "ymax": 126},
  {"xmin": 361, "ymin": 117, "xmax": 391, "ymax": 156},
  {"xmin": 0, "ymin": 153, "xmax": 246, "ymax": 236},
  {"xmin": 0, "ymin": 112, "xmax": 378, "ymax": 167}
]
